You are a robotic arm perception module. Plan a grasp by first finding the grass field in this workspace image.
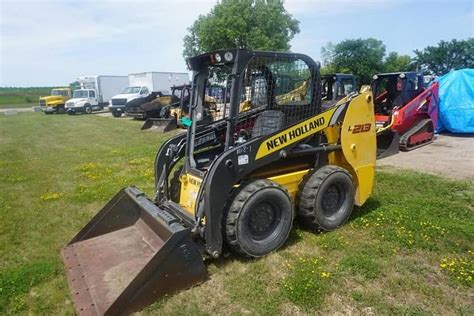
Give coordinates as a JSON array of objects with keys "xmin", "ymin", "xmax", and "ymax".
[
  {"xmin": 0, "ymin": 87, "xmax": 55, "ymax": 108},
  {"xmin": 0, "ymin": 112, "xmax": 472, "ymax": 315}
]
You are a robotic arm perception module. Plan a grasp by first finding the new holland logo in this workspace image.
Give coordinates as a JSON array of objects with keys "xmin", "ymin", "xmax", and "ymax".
[
  {"xmin": 265, "ymin": 117, "xmax": 325, "ymax": 151},
  {"xmin": 255, "ymin": 105, "xmax": 340, "ymax": 160}
]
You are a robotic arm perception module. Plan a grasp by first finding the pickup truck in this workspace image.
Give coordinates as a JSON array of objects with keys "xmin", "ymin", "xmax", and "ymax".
[{"xmin": 109, "ymin": 86, "xmax": 152, "ymax": 117}]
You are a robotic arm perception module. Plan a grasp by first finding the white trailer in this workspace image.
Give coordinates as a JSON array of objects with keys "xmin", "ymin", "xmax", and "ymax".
[
  {"xmin": 66, "ymin": 75, "xmax": 128, "ymax": 114},
  {"xmin": 128, "ymin": 72, "xmax": 189, "ymax": 94}
]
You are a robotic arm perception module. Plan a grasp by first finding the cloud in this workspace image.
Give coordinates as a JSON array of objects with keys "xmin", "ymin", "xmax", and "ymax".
[
  {"xmin": 1, "ymin": 0, "xmax": 472, "ymax": 86},
  {"xmin": 284, "ymin": 0, "xmax": 402, "ymax": 17},
  {"xmin": 0, "ymin": 0, "xmax": 215, "ymax": 86}
]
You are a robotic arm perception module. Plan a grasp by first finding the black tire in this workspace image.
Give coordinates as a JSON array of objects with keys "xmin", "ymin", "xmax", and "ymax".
[
  {"xmin": 298, "ymin": 165, "xmax": 354, "ymax": 231},
  {"xmin": 111, "ymin": 111, "xmax": 122, "ymax": 118},
  {"xmin": 169, "ymin": 166, "xmax": 183, "ymax": 203},
  {"xmin": 84, "ymin": 105, "xmax": 92, "ymax": 114},
  {"xmin": 225, "ymin": 179, "xmax": 294, "ymax": 257}
]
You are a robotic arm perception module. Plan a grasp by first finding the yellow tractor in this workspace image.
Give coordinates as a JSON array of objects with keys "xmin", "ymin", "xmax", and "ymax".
[
  {"xmin": 39, "ymin": 88, "xmax": 71, "ymax": 114},
  {"xmin": 62, "ymin": 49, "xmax": 376, "ymax": 315}
]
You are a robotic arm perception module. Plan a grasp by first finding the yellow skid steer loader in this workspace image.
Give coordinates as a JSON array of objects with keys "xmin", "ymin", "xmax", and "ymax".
[{"xmin": 62, "ymin": 49, "xmax": 376, "ymax": 315}]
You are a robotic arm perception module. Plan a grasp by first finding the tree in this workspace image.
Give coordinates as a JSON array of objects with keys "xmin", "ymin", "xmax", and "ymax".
[
  {"xmin": 414, "ymin": 39, "xmax": 474, "ymax": 75},
  {"xmin": 320, "ymin": 42, "xmax": 337, "ymax": 75},
  {"xmin": 383, "ymin": 52, "xmax": 415, "ymax": 73},
  {"xmin": 321, "ymin": 38, "xmax": 386, "ymax": 84},
  {"xmin": 182, "ymin": 0, "xmax": 300, "ymax": 59}
]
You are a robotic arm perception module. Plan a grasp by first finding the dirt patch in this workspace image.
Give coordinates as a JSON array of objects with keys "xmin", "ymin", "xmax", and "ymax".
[{"xmin": 377, "ymin": 134, "xmax": 474, "ymax": 180}]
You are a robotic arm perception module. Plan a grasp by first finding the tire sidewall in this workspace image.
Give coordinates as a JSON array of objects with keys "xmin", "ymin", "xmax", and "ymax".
[
  {"xmin": 85, "ymin": 105, "xmax": 92, "ymax": 114},
  {"xmin": 112, "ymin": 111, "xmax": 122, "ymax": 117},
  {"xmin": 313, "ymin": 171, "xmax": 354, "ymax": 229},
  {"xmin": 235, "ymin": 186, "xmax": 294, "ymax": 257}
]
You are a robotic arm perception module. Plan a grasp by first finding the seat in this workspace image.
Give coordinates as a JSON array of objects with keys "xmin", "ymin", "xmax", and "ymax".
[{"xmin": 251, "ymin": 110, "xmax": 285, "ymax": 138}]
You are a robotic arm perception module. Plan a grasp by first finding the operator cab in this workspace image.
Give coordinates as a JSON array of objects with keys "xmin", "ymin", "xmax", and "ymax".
[
  {"xmin": 169, "ymin": 84, "xmax": 191, "ymax": 112},
  {"xmin": 371, "ymin": 72, "xmax": 424, "ymax": 121},
  {"xmin": 321, "ymin": 73, "xmax": 356, "ymax": 109},
  {"xmin": 184, "ymin": 49, "xmax": 321, "ymax": 173}
]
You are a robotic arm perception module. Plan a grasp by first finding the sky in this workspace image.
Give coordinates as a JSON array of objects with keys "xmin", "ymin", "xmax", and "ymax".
[{"xmin": 0, "ymin": 0, "xmax": 473, "ymax": 87}]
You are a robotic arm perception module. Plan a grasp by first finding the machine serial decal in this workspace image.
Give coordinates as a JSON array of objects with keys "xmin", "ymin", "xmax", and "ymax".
[{"xmin": 255, "ymin": 105, "xmax": 341, "ymax": 159}]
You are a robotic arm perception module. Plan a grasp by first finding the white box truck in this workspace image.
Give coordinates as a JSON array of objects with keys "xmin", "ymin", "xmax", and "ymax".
[
  {"xmin": 109, "ymin": 72, "xmax": 189, "ymax": 117},
  {"xmin": 128, "ymin": 72, "xmax": 189, "ymax": 93},
  {"xmin": 65, "ymin": 75, "xmax": 128, "ymax": 115}
]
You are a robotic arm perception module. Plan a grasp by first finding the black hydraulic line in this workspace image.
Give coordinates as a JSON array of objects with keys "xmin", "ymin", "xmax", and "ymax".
[{"xmin": 284, "ymin": 144, "xmax": 342, "ymax": 158}]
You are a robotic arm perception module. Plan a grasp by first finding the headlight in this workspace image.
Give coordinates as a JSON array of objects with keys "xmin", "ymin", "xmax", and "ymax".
[
  {"xmin": 214, "ymin": 53, "xmax": 222, "ymax": 62},
  {"xmin": 224, "ymin": 51, "xmax": 233, "ymax": 62}
]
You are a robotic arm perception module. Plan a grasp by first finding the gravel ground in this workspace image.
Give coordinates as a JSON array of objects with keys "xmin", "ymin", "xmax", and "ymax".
[
  {"xmin": 0, "ymin": 107, "xmax": 35, "ymax": 113},
  {"xmin": 378, "ymin": 133, "xmax": 474, "ymax": 180}
]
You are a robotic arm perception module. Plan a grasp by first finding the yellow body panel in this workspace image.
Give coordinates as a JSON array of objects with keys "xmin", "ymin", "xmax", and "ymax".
[
  {"xmin": 275, "ymin": 81, "xmax": 308, "ymax": 105},
  {"xmin": 339, "ymin": 92, "xmax": 376, "ymax": 205},
  {"xmin": 179, "ymin": 173, "xmax": 203, "ymax": 215},
  {"xmin": 267, "ymin": 169, "xmax": 310, "ymax": 201}
]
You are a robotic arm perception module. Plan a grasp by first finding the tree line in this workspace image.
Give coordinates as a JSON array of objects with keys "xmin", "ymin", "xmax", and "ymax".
[
  {"xmin": 321, "ymin": 38, "xmax": 474, "ymax": 84},
  {"xmin": 183, "ymin": 0, "xmax": 473, "ymax": 84}
]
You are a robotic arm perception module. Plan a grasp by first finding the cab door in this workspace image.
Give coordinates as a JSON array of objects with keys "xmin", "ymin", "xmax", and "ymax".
[{"xmin": 89, "ymin": 90, "xmax": 99, "ymax": 107}]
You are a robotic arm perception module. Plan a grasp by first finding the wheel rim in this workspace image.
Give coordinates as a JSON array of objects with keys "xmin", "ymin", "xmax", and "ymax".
[
  {"xmin": 321, "ymin": 183, "xmax": 344, "ymax": 218},
  {"xmin": 246, "ymin": 201, "xmax": 281, "ymax": 241},
  {"xmin": 86, "ymin": 107, "xmax": 92, "ymax": 114}
]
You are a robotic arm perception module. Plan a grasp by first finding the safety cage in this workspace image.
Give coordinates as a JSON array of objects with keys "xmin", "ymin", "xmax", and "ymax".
[{"xmin": 185, "ymin": 49, "xmax": 322, "ymax": 163}]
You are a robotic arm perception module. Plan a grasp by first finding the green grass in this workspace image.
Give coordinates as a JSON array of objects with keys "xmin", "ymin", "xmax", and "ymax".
[
  {"xmin": 0, "ymin": 112, "xmax": 473, "ymax": 315},
  {"xmin": 0, "ymin": 87, "xmax": 55, "ymax": 108}
]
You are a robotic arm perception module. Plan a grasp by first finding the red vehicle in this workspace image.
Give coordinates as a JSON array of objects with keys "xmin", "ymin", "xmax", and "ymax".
[{"xmin": 371, "ymin": 72, "xmax": 439, "ymax": 157}]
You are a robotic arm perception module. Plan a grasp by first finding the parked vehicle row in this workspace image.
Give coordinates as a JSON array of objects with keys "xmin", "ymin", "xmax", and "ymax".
[
  {"xmin": 39, "ymin": 72, "xmax": 190, "ymax": 115},
  {"xmin": 38, "ymin": 67, "xmax": 438, "ymax": 159}
]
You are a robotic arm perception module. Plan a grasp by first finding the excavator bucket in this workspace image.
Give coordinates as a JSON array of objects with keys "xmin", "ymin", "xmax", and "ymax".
[
  {"xmin": 141, "ymin": 118, "xmax": 177, "ymax": 132},
  {"xmin": 62, "ymin": 187, "xmax": 207, "ymax": 315},
  {"xmin": 376, "ymin": 130, "xmax": 400, "ymax": 159}
]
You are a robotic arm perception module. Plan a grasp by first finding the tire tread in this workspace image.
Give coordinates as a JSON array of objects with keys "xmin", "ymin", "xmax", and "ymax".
[
  {"xmin": 225, "ymin": 179, "xmax": 292, "ymax": 257},
  {"xmin": 298, "ymin": 165, "xmax": 353, "ymax": 231}
]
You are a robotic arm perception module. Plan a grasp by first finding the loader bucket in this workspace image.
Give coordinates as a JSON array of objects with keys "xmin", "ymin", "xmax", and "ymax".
[
  {"xmin": 376, "ymin": 130, "xmax": 400, "ymax": 159},
  {"xmin": 62, "ymin": 187, "xmax": 207, "ymax": 315},
  {"xmin": 141, "ymin": 118, "xmax": 177, "ymax": 132}
]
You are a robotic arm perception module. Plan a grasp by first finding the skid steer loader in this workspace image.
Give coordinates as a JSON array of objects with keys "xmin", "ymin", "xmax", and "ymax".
[
  {"xmin": 62, "ymin": 49, "xmax": 376, "ymax": 315},
  {"xmin": 141, "ymin": 85, "xmax": 216, "ymax": 132},
  {"xmin": 141, "ymin": 85, "xmax": 191, "ymax": 132}
]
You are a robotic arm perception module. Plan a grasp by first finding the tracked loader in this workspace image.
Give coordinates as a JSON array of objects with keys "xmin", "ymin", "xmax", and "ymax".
[
  {"xmin": 62, "ymin": 49, "xmax": 377, "ymax": 315},
  {"xmin": 371, "ymin": 72, "xmax": 439, "ymax": 158}
]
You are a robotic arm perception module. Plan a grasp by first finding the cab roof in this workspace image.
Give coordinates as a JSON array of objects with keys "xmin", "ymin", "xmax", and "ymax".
[{"xmin": 186, "ymin": 49, "xmax": 317, "ymax": 71}]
